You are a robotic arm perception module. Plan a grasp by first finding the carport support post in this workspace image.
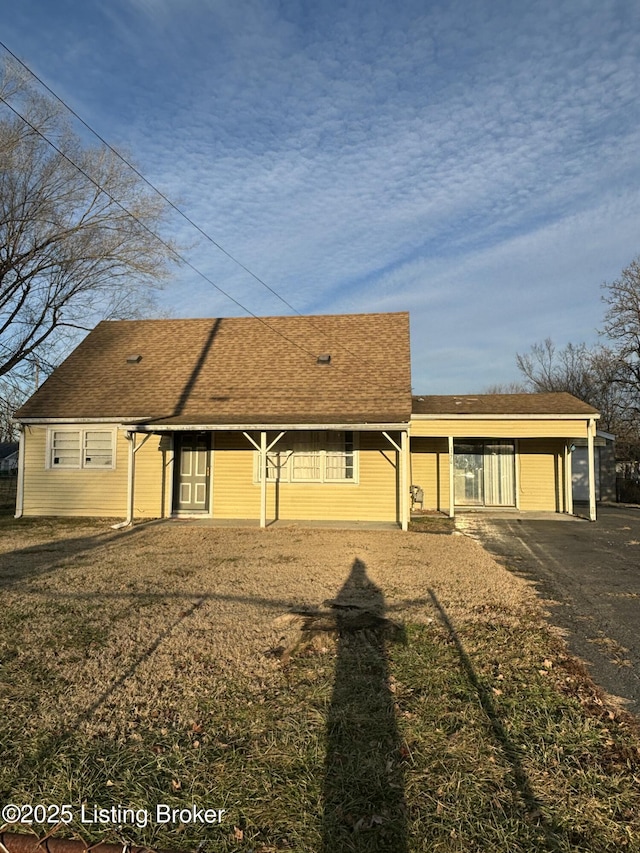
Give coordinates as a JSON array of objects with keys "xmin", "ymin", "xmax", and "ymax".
[
  {"xmin": 588, "ymin": 418, "xmax": 597, "ymax": 521},
  {"xmin": 448, "ymin": 435, "xmax": 455, "ymax": 518}
]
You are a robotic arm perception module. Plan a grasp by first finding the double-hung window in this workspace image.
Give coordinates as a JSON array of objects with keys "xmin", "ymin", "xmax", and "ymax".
[
  {"xmin": 256, "ymin": 431, "xmax": 357, "ymax": 483},
  {"xmin": 49, "ymin": 428, "xmax": 115, "ymax": 469}
]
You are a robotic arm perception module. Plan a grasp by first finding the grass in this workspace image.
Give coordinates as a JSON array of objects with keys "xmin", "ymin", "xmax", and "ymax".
[{"xmin": 0, "ymin": 518, "xmax": 639, "ymax": 852}]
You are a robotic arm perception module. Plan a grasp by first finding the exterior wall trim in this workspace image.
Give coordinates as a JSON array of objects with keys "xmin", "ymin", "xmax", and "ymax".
[{"xmin": 412, "ymin": 413, "xmax": 600, "ymax": 421}]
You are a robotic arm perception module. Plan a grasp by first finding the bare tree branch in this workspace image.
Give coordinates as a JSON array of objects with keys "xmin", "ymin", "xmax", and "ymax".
[{"xmin": 0, "ymin": 58, "xmax": 179, "ymax": 379}]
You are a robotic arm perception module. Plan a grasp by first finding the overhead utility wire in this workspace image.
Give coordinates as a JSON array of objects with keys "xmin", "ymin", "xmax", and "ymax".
[
  {"xmin": 0, "ymin": 95, "xmax": 323, "ymax": 365},
  {"xmin": 0, "ymin": 41, "xmax": 374, "ymax": 368},
  {"xmin": 2, "ymin": 94, "xmax": 406, "ymax": 397}
]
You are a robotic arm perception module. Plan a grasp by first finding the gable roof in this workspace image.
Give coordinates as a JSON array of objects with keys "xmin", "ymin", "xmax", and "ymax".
[
  {"xmin": 17, "ymin": 312, "xmax": 412, "ymax": 426},
  {"xmin": 412, "ymin": 393, "xmax": 599, "ymax": 416}
]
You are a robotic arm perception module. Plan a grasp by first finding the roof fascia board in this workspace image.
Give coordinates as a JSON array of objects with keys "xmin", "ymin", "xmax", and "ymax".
[
  {"xmin": 18, "ymin": 417, "xmax": 152, "ymax": 424},
  {"xmin": 411, "ymin": 412, "xmax": 600, "ymax": 420},
  {"xmin": 123, "ymin": 422, "xmax": 410, "ymax": 432}
]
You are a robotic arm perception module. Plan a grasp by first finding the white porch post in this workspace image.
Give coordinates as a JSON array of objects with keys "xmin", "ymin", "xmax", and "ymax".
[
  {"xmin": 260, "ymin": 430, "xmax": 267, "ymax": 528},
  {"xmin": 401, "ymin": 429, "xmax": 409, "ymax": 531},
  {"xmin": 588, "ymin": 418, "xmax": 597, "ymax": 521},
  {"xmin": 448, "ymin": 435, "xmax": 455, "ymax": 518},
  {"xmin": 14, "ymin": 425, "xmax": 25, "ymax": 519},
  {"xmin": 126, "ymin": 431, "xmax": 136, "ymax": 525}
]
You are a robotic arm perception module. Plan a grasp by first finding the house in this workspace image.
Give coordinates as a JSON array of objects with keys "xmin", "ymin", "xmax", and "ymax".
[
  {"xmin": 571, "ymin": 430, "xmax": 616, "ymax": 504},
  {"xmin": 0, "ymin": 443, "xmax": 18, "ymax": 475},
  {"xmin": 14, "ymin": 313, "xmax": 414, "ymax": 527},
  {"xmin": 13, "ymin": 313, "xmax": 601, "ymax": 526}
]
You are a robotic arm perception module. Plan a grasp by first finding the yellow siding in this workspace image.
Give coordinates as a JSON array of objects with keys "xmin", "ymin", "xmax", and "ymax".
[
  {"xmin": 518, "ymin": 439, "xmax": 567, "ymax": 511},
  {"xmin": 20, "ymin": 427, "xmax": 574, "ymax": 520},
  {"xmin": 131, "ymin": 433, "xmax": 172, "ymax": 518},
  {"xmin": 410, "ymin": 438, "xmax": 449, "ymax": 511},
  {"xmin": 21, "ymin": 426, "xmax": 169, "ymax": 518},
  {"xmin": 22, "ymin": 425, "xmax": 129, "ymax": 517},
  {"xmin": 410, "ymin": 436, "xmax": 569, "ymax": 513},
  {"xmin": 212, "ymin": 432, "xmax": 400, "ymax": 522},
  {"xmin": 411, "ymin": 418, "xmax": 590, "ymax": 439}
]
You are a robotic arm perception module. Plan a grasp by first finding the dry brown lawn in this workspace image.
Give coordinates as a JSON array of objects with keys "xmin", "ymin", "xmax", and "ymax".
[
  {"xmin": 1, "ymin": 519, "xmax": 534, "ymax": 741},
  {"xmin": 3, "ymin": 517, "xmax": 639, "ymax": 852}
]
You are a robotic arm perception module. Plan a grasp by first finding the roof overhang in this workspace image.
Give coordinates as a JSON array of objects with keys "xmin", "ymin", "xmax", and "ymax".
[
  {"xmin": 126, "ymin": 422, "xmax": 411, "ymax": 432},
  {"xmin": 411, "ymin": 412, "xmax": 600, "ymax": 420},
  {"xmin": 17, "ymin": 417, "xmax": 410, "ymax": 431}
]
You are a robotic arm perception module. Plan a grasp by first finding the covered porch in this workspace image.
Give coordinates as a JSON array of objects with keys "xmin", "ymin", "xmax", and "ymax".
[{"xmin": 121, "ymin": 423, "xmax": 412, "ymax": 529}]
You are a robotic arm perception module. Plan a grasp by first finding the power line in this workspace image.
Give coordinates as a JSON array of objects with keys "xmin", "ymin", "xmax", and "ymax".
[
  {"xmin": 0, "ymin": 41, "xmax": 377, "ymax": 369},
  {"xmin": 0, "ymin": 95, "xmax": 322, "ymax": 365}
]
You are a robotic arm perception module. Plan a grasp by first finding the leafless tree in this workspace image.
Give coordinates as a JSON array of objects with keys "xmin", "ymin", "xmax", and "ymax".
[
  {"xmin": 0, "ymin": 378, "xmax": 24, "ymax": 442},
  {"xmin": 0, "ymin": 59, "xmax": 177, "ymax": 379},
  {"xmin": 516, "ymin": 339, "xmax": 598, "ymax": 401},
  {"xmin": 512, "ymin": 337, "xmax": 640, "ymax": 456},
  {"xmin": 602, "ymin": 257, "xmax": 640, "ymax": 402}
]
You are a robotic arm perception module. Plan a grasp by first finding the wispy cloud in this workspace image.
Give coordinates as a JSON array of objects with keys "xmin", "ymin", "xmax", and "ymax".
[{"xmin": 3, "ymin": 0, "xmax": 640, "ymax": 390}]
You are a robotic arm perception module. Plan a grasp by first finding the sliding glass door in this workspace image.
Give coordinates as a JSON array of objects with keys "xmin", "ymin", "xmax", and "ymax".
[{"xmin": 454, "ymin": 441, "xmax": 515, "ymax": 507}]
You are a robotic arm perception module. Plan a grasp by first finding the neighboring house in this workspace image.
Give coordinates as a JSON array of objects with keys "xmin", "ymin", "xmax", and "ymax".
[
  {"xmin": 13, "ymin": 313, "xmax": 601, "ymax": 526},
  {"xmin": 0, "ymin": 443, "xmax": 18, "ymax": 475},
  {"xmin": 571, "ymin": 431, "xmax": 616, "ymax": 504}
]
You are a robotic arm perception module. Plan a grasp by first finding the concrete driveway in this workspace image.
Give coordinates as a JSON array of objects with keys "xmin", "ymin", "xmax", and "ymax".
[{"xmin": 456, "ymin": 506, "xmax": 640, "ymax": 715}]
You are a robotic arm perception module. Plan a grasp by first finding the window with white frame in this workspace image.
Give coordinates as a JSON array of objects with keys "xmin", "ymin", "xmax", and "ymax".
[
  {"xmin": 48, "ymin": 428, "xmax": 115, "ymax": 469},
  {"xmin": 255, "ymin": 431, "xmax": 357, "ymax": 483}
]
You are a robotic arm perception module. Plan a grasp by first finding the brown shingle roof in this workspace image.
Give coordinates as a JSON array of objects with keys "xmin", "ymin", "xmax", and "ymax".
[
  {"xmin": 17, "ymin": 313, "xmax": 412, "ymax": 425},
  {"xmin": 412, "ymin": 393, "xmax": 599, "ymax": 416}
]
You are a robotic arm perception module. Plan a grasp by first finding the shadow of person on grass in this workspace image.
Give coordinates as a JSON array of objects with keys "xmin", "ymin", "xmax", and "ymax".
[{"xmin": 322, "ymin": 558, "xmax": 408, "ymax": 852}]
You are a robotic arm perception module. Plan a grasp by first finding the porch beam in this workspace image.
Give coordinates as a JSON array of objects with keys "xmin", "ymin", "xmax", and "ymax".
[
  {"xmin": 448, "ymin": 436, "xmax": 455, "ymax": 518},
  {"xmin": 587, "ymin": 418, "xmax": 597, "ymax": 521},
  {"xmin": 382, "ymin": 431, "xmax": 401, "ymax": 452}
]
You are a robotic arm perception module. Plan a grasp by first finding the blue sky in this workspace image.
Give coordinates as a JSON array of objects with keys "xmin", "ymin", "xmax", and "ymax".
[{"xmin": 3, "ymin": 0, "xmax": 640, "ymax": 392}]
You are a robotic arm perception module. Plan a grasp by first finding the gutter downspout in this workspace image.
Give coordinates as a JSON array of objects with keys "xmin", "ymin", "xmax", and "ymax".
[{"xmin": 14, "ymin": 425, "xmax": 25, "ymax": 519}]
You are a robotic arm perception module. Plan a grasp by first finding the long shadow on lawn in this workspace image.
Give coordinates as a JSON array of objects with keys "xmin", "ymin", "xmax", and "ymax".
[
  {"xmin": 0, "ymin": 521, "xmax": 161, "ymax": 588},
  {"xmin": 322, "ymin": 559, "xmax": 408, "ymax": 852},
  {"xmin": 428, "ymin": 588, "xmax": 564, "ymax": 852}
]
